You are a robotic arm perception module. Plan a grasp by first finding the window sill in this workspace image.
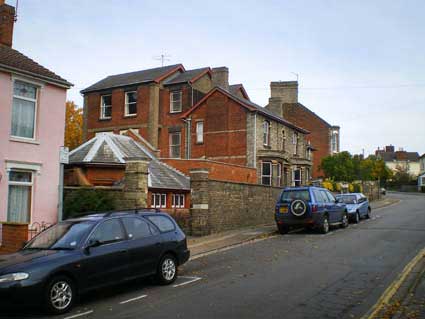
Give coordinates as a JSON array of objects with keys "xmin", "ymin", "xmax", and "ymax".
[
  {"xmin": 124, "ymin": 114, "xmax": 137, "ymax": 118},
  {"xmin": 195, "ymin": 142, "xmax": 204, "ymax": 145},
  {"xmin": 99, "ymin": 118, "xmax": 112, "ymax": 121},
  {"xmin": 9, "ymin": 137, "xmax": 40, "ymax": 145},
  {"xmin": 169, "ymin": 111, "xmax": 182, "ymax": 115}
]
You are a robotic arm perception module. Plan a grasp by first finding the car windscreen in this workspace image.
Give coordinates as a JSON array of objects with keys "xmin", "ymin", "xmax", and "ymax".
[
  {"xmin": 25, "ymin": 221, "xmax": 94, "ymax": 250},
  {"xmin": 280, "ymin": 190, "xmax": 311, "ymax": 203},
  {"xmin": 336, "ymin": 195, "xmax": 357, "ymax": 204}
]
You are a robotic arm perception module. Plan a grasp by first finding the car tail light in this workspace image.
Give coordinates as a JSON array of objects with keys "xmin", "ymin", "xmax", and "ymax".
[{"xmin": 311, "ymin": 204, "xmax": 318, "ymax": 213}]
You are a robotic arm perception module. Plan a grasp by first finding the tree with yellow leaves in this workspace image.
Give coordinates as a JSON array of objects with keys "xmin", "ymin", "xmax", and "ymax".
[{"xmin": 64, "ymin": 101, "xmax": 83, "ymax": 150}]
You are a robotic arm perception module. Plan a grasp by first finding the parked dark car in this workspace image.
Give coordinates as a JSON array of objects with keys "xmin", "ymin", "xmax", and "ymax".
[
  {"xmin": 0, "ymin": 210, "xmax": 190, "ymax": 314},
  {"xmin": 275, "ymin": 187, "xmax": 348, "ymax": 234},
  {"xmin": 335, "ymin": 193, "xmax": 371, "ymax": 223}
]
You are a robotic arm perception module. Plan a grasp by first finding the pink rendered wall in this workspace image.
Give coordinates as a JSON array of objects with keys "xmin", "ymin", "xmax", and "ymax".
[{"xmin": 0, "ymin": 71, "xmax": 67, "ymax": 226}]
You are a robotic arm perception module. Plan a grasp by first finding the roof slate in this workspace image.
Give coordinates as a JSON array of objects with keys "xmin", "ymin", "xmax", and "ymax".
[
  {"xmin": 81, "ymin": 64, "xmax": 183, "ymax": 93},
  {"xmin": 163, "ymin": 67, "xmax": 210, "ymax": 85},
  {"xmin": 69, "ymin": 134, "xmax": 190, "ymax": 190},
  {"xmin": 379, "ymin": 151, "xmax": 420, "ymax": 162},
  {"xmin": 0, "ymin": 44, "xmax": 72, "ymax": 87}
]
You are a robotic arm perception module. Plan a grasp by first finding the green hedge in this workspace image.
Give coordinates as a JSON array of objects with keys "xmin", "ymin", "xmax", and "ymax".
[{"xmin": 64, "ymin": 188, "xmax": 116, "ymax": 219}]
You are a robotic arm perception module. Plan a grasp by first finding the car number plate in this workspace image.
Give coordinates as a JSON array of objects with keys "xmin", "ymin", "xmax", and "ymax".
[{"xmin": 279, "ymin": 207, "xmax": 288, "ymax": 213}]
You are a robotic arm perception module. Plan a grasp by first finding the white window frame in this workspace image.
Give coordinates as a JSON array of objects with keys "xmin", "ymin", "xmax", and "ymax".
[
  {"xmin": 261, "ymin": 161, "xmax": 272, "ymax": 186},
  {"xmin": 281, "ymin": 130, "xmax": 286, "ymax": 151},
  {"xmin": 124, "ymin": 91, "xmax": 137, "ymax": 117},
  {"xmin": 172, "ymin": 194, "xmax": 185, "ymax": 208},
  {"xmin": 169, "ymin": 132, "xmax": 181, "ymax": 158},
  {"xmin": 170, "ymin": 90, "xmax": 182, "ymax": 113},
  {"xmin": 7, "ymin": 169, "xmax": 34, "ymax": 224},
  {"xmin": 292, "ymin": 132, "xmax": 298, "ymax": 155},
  {"xmin": 11, "ymin": 79, "xmax": 39, "ymax": 141},
  {"xmin": 293, "ymin": 168, "xmax": 302, "ymax": 186},
  {"xmin": 196, "ymin": 121, "xmax": 204, "ymax": 144},
  {"xmin": 151, "ymin": 193, "xmax": 167, "ymax": 208},
  {"xmin": 263, "ymin": 121, "xmax": 270, "ymax": 146},
  {"xmin": 277, "ymin": 163, "xmax": 282, "ymax": 187},
  {"xmin": 331, "ymin": 131, "xmax": 338, "ymax": 153},
  {"xmin": 100, "ymin": 95, "xmax": 112, "ymax": 119}
]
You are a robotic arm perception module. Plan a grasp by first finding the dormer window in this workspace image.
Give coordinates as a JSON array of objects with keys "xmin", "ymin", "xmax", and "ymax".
[
  {"xmin": 100, "ymin": 95, "xmax": 112, "ymax": 119},
  {"xmin": 170, "ymin": 90, "xmax": 182, "ymax": 113},
  {"xmin": 125, "ymin": 91, "xmax": 137, "ymax": 116}
]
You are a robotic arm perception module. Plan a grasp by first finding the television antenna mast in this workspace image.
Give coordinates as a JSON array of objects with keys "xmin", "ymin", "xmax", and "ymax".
[
  {"xmin": 291, "ymin": 72, "xmax": 299, "ymax": 82},
  {"xmin": 153, "ymin": 53, "xmax": 171, "ymax": 67}
]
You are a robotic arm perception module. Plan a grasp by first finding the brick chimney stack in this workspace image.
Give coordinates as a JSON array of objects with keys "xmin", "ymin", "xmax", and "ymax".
[
  {"xmin": 211, "ymin": 67, "xmax": 229, "ymax": 91},
  {"xmin": 266, "ymin": 81, "xmax": 299, "ymax": 117},
  {"xmin": 0, "ymin": 0, "xmax": 15, "ymax": 47}
]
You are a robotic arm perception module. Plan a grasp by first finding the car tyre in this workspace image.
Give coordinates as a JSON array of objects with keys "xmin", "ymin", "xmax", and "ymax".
[
  {"xmin": 44, "ymin": 275, "xmax": 76, "ymax": 315},
  {"xmin": 366, "ymin": 207, "xmax": 371, "ymax": 219},
  {"xmin": 157, "ymin": 254, "xmax": 178, "ymax": 285},
  {"xmin": 354, "ymin": 211, "xmax": 360, "ymax": 224},
  {"xmin": 277, "ymin": 224, "xmax": 289, "ymax": 234},
  {"xmin": 341, "ymin": 213, "xmax": 349, "ymax": 228},
  {"xmin": 319, "ymin": 215, "xmax": 330, "ymax": 234}
]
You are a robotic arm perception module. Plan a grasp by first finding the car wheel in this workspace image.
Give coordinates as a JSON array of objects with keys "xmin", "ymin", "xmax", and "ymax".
[
  {"xmin": 319, "ymin": 215, "xmax": 329, "ymax": 234},
  {"xmin": 354, "ymin": 211, "xmax": 360, "ymax": 224},
  {"xmin": 366, "ymin": 207, "xmax": 371, "ymax": 219},
  {"xmin": 157, "ymin": 254, "xmax": 178, "ymax": 285},
  {"xmin": 277, "ymin": 224, "xmax": 289, "ymax": 234},
  {"xmin": 341, "ymin": 213, "xmax": 349, "ymax": 228},
  {"xmin": 44, "ymin": 275, "xmax": 75, "ymax": 315}
]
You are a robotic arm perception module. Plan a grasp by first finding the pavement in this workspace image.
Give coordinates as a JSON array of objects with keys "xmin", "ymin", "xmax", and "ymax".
[
  {"xmin": 187, "ymin": 196, "xmax": 400, "ymax": 258},
  {"xmin": 3, "ymin": 193, "xmax": 422, "ymax": 319}
]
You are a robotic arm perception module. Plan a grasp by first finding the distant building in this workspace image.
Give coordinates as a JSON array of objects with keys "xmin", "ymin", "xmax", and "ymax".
[
  {"xmin": 375, "ymin": 145, "xmax": 421, "ymax": 177},
  {"xmin": 0, "ymin": 1, "xmax": 72, "ymax": 228},
  {"xmin": 265, "ymin": 81, "xmax": 340, "ymax": 179},
  {"xmin": 418, "ymin": 154, "xmax": 425, "ymax": 190}
]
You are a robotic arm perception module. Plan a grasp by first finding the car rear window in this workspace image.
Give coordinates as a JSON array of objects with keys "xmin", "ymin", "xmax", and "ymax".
[
  {"xmin": 280, "ymin": 190, "xmax": 311, "ymax": 203},
  {"xmin": 336, "ymin": 195, "xmax": 357, "ymax": 204},
  {"xmin": 145, "ymin": 215, "xmax": 175, "ymax": 232}
]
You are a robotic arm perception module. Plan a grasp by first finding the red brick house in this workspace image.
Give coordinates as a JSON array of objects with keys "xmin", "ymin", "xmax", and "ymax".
[
  {"xmin": 82, "ymin": 65, "xmax": 314, "ymax": 186},
  {"xmin": 266, "ymin": 81, "xmax": 340, "ymax": 178}
]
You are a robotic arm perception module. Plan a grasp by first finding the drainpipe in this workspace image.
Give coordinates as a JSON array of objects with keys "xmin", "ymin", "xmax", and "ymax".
[{"xmin": 253, "ymin": 112, "xmax": 257, "ymax": 168}]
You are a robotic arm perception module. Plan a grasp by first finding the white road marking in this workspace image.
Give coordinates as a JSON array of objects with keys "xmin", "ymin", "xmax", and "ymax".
[
  {"xmin": 64, "ymin": 310, "xmax": 94, "ymax": 319},
  {"xmin": 173, "ymin": 276, "xmax": 202, "ymax": 288},
  {"xmin": 119, "ymin": 294, "xmax": 147, "ymax": 304}
]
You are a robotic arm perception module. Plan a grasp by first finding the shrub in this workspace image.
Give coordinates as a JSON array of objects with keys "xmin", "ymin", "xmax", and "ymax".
[
  {"xmin": 64, "ymin": 188, "xmax": 116, "ymax": 219},
  {"xmin": 322, "ymin": 180, "xmax": 333, "ymax": 191},
  {"xmin": 353, "ymin": 183, "xmax": 362, "ymax": 193}
]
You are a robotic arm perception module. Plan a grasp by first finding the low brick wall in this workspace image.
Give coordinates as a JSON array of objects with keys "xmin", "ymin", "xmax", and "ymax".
[
  {"xmin": 0, "ymin": 223, "xmax": 28, "ymax": 254},
  {"xmin": 190, "ymin": 169, "xmax": 281, "ymax": 236}
]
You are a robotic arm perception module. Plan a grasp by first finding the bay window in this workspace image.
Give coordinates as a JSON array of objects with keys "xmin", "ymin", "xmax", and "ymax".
[
  {"xmin": 151, "ymin": 193, "xmax": 167, "ymax": 208},
  {"xmin": 261, "ymin": 162, "xmax": 272, "ymax": 186},
  {"xmin": 172, "ymin": 194, "xmax": 185, "ymax": 208}
]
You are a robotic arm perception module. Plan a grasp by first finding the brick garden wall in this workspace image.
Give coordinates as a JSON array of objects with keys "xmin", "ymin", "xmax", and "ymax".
[
  {"xmin": 0, "ymin": 223, "xmax": 28, "ymax": 254},
  {"xmin": 190, "ymin": 169, "xmax": 281, "ymax": 236}
]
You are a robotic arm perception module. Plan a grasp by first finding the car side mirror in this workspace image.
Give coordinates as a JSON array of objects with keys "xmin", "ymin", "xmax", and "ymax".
[
  {"xmin": 85, "ymin": 239, "xmax": 101, "ymax": 252},
  {"xmin": 335, "ymin": 198, "xmax": 340, "ymax": 203}
]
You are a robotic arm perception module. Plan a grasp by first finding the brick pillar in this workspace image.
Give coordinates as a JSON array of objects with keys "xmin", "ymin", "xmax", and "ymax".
[
  {"xmin": 190, "ymin": 169, "xmax": 211, "ymax": 236},
  {"xmin": 121, "ymin": 158, "xmax": 150, "ymax": 209},
  {"xmin": 0, "ymin": 223, "xmax": 28, "ymax": 254}
]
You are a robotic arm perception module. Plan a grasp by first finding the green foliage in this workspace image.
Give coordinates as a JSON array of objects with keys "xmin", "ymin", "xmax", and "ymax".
[
  {"xmin": 320, "ymin": 152, "xmax": 392, "ymax": 182},
  {"xmin": 352, "ymin": 183, "xmax": 362, "ymax": 193},
  {"xmin": 64, "ymin": 188, "xmax": 116, "ymax": 219}
]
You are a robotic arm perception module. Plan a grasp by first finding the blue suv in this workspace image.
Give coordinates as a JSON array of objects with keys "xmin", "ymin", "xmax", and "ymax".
[{"xmin": 275, "ymin": 187, "xmax": 349, "ymax": 234}]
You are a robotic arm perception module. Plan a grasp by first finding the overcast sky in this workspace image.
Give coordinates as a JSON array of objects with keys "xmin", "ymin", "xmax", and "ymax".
[{"xmin": 9, "ymin": 0, "xmax": 425, "ymax": 156}]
